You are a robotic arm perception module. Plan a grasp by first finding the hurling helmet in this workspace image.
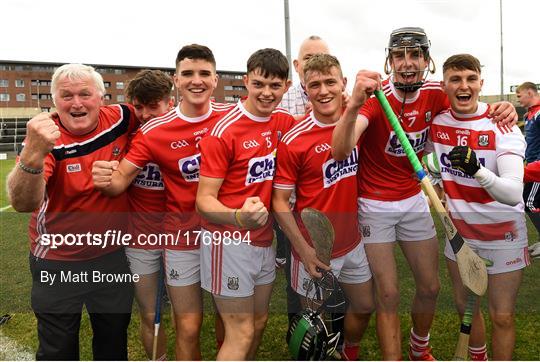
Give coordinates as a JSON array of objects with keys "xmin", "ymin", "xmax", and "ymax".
[
  {"xmin": 384, "ymin": 27, "xmax": 436, "ymax": 92},
  {"xmin": 287, "ymin": 270, "xmax": 344, "ymax": 360},
  {"xmin": 287, "ymin": 308, "xmax": 341, "ymax": 360}
]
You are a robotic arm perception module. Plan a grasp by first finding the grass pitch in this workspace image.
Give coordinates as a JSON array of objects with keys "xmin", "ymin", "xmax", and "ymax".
[{"xmin": 0, "ymin": 158, "xmax": 539, "ymax": 360}]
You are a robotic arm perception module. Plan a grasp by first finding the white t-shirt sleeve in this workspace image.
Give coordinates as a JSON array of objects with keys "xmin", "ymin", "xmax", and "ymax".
[{"xmin": 474, "ymin": 153, "xmax": 524, "ymax": 206}]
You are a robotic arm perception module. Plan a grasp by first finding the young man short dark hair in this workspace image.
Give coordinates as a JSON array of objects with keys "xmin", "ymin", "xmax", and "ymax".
[
  {"xmin": 196, "ymin": 48, "xmax": 295, "ymax": 360},
  {"xmin": 429, "ymin": 53, "xmax": 527, "ymax": 361}
]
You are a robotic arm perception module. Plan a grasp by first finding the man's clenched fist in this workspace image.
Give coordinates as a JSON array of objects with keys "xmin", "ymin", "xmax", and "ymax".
[
  {"xmin": 449, "ymin": 146, "xmax": 481, "ymax": 176},
  {"xmin": 25, "ymin": 112, "xmax": 61, "ymax": 156},
  {"xmin": 348, "ymin": 70, "xmax": 381, "ymax": 109},
  {"xmin": 235, "ymin": 196, "xmax": 269, "ymax": 229},
  {"xmin": 92, "ymin": 160, "xmax": 120, "ymax": 190}
]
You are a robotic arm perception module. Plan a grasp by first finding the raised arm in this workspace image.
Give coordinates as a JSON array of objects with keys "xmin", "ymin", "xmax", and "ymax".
[
  {"xmin": 7, "ymin": 113, "xmax": 60, "ymax": 212},
  {"xmin": 331, "ymin": 70, "xmax": 380, "ymax": 160}
]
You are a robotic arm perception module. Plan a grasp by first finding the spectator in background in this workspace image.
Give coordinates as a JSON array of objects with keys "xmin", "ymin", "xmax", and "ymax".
[
  {"xmin": 517, "ymin": 82, "xmax": 540, "ymax": 241},
  {"xmin": 518, "ymin": 82, "xmax": 540, "ymax": 164},
  {"xmin": 524, "ymin": 160, "xmax": 540, "ymax": 260},
  {"xmin": 279, "ymin": 35, "xmax": 330, "ymax": 119},
  {"xmin": 7, "ymin": 63, "xmax": 137, "ymax": 360}
]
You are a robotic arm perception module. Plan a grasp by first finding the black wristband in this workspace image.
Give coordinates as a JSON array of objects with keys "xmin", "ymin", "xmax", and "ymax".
[{"xmin": 18, "ymin": 160, "xmax": 43, "ymax": 175}]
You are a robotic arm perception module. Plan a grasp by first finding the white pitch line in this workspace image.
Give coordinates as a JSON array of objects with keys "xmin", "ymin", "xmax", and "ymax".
[
  {"xmin": 0, "ymin": 205, "xmax": 12, "ymax": 212},
  {"xmin": 0, "ymin": 330, "xmax": 34, "ymax": 360}
]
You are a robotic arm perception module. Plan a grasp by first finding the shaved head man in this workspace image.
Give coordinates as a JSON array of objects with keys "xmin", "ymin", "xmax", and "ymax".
[
  {"xmin": 279, "ymin": 35, "xmax": 330, "ymax": 117},
  {"xmin": 294, "ymin": 35, "xmax": 330, "ymax": 86}
]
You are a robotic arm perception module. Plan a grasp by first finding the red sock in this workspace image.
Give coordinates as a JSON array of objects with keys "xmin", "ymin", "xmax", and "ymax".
[
  {"xmin": 469, "ymin": 345, "xmax": 488, "ymax": 361},
  {"xmin": 409, "ymin": 328, "xmax": 430, "ymax": 357},
  {"xmin": 343, "ymin": 343, "xmax": 359, "ymax": 361}
]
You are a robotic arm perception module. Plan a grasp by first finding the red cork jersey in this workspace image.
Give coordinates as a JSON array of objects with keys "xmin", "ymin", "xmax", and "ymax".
[
  {"xmin": 28, "ymin": 104, "xmax": 139, "ymax": 260},
  {"xmin": 358, "ymin": 78, "xmax": 449, "ymax": 200},
  {"xmin": 199, "ymin": 100, "xmax": 295, "ymax": 247},
  {"xmin": 125, "ymin": 102, "xmax": 235, "ymax": 250},
  {"xmin": 274, "ymin": 113, "xmax": 360, "ymax": 257}
]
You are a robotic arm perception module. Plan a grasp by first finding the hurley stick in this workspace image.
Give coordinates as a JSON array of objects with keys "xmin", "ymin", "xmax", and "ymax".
[
  {"xmin": 453, "ymin": 292, "xmax": 476, "ymax": 360},
  {"xmin": 453, "ymin": 258, "xmax": 492, "ymax": 360},
  {"xmin": 374, "ymin": 90, "xmax": 487, "ymax": 296},
  {"xmin": 152, "ymin": 259, "xmax": 164, "ymax": 360},
  {"xmin": 301, "ymin": 207, "xmax": 335, "ymax": 266},
  {"xmin": 300, "ymin": 208, "xmax": 342, "ymax": 360}
]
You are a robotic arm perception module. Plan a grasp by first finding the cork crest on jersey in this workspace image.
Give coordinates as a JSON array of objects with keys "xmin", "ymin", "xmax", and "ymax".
[{"xmin": 431, "ymin": 126, "xmax": 493, "ymax": 180}]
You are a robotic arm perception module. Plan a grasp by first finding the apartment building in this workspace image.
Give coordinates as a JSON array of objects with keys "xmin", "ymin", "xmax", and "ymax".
[{"xmin": 0, "ymin": 60, "xmax": 247, "ymax": 114}]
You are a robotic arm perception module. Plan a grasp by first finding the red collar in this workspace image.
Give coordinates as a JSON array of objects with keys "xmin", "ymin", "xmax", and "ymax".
[{"xmin": 526, "ymin": 101, "xmax": 540, "ymax": 118}]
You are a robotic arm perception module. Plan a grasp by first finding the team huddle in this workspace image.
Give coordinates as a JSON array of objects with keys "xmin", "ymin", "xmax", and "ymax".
[{"xmin": 6, "ymin": 26, "xmax": 537, "ymax": 361}]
